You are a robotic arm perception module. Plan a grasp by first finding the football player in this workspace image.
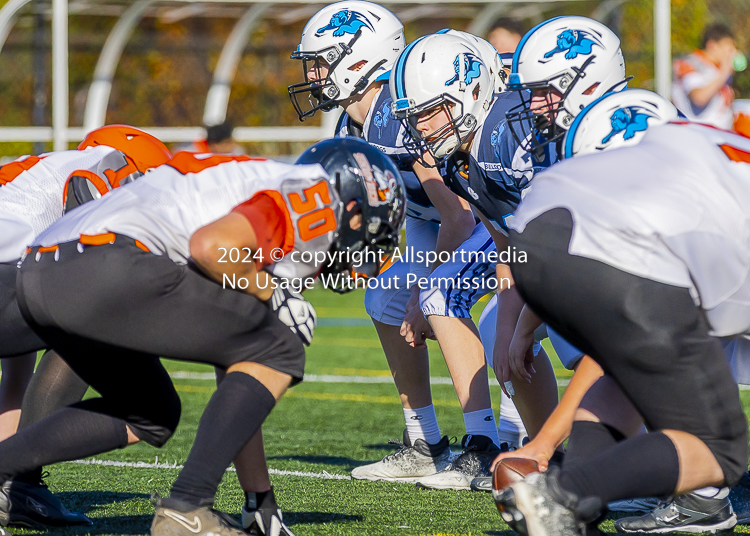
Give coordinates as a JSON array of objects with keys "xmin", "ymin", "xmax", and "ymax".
[
  {"xmin": 0, "ymin": 137, "xmax": 404, "ymax": 536},
  {"xmin": 0, "ymin": 125, "xmax": 172, "ymax": 529},
  {"xmin": 495, "ymin": 109, "xmax": 750, "ymax": 536},
  {"xmin": 390, "ymin": 16, "xmax": 627, "ymax": 488},
  {"xmin": 496, "ymin": 89, "xmax": 750, "ymax": 533},
  {"xmin": 291, "ymin": 2, "xmax": 519, "ymax": 490}
]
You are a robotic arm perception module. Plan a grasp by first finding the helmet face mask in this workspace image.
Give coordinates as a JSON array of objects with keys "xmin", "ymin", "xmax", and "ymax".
[
  {"xmin": 506, "ymin": 56, "xmax": 595, "ymax": 161},
  {"xmin": 289, "ymin": 32, "xmax": 363, "ymax": 120},
  {"xmin": 399, "ymin": 97, "xmax": 471, "ymax": 168},
  {"xmin": 390, "ymin": 34, "xmax": 494, "ymax": 168}
]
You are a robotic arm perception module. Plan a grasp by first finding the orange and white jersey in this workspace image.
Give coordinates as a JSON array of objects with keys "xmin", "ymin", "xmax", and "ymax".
[
  {"xmin": 510, "ymin": 122, "xmax": 750, "ymax": 338},
  {"xmin": 35, "ymin": 152, "xmax": 342, "ymax": 280},
  {"xmin": 672, "ymin": 51, "xmax": 734, "ymax": 129},
  {"xmin": 0, "ymin": 145, "xmax": 127, "ymax": 263}
]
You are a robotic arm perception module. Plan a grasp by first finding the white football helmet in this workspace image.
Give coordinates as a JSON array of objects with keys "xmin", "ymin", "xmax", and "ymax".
[
  {"xmin": 563, "ymin": 89, "xmax": 680, "ymax": 158},
  {"xmin": 389, "ymin": 33, "xmax": 495, "ymax": 165},
  {"xmin": 437, "ymin": 29, "xmax": 507, "ymax": 93},
  {"xmin": 506, "ymin": 16, "xmax": 626, "ymax": 159},
  {"xmin": 289, "ymin": 1, "xmax": 404, "ymax": 121}
]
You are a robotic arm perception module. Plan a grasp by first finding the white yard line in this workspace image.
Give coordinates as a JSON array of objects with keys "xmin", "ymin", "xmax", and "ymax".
[
  {"xmin": 169, "ymin": 371, "xmax": 572, "ymax": 386},
  {"xmin": 67, "ymin": 458, "xmax": 351, "ymax": 480}
]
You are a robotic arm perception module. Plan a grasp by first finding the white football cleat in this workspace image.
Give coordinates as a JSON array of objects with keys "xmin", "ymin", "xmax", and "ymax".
[{"xmin": 351, "ymin": 431, "xmax": 451, "ymax": 483}]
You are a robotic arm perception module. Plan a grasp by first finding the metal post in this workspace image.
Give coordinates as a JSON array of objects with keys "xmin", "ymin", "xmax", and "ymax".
[
  {"xmin": 203, "ymin": 3, "xmax": 270, "ymax": 126},
  {"xmin": 32, "ymin": 0, "xmax": 46, "ymax": 154},
  {"xmin": 83, "ymin": 0, "xmax": 153, "ymax": 132},
  {"xmin": 52, "ymin": 0, "xmax": 68, "ymax": 151},
  {"xmin": 654, "ymin": 0, "xmax": 671, "ymax": 99}
]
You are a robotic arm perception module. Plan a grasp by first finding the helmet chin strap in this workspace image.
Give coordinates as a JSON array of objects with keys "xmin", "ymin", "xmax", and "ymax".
[{"xmin": 352, "ymin": 59, "xmax": 388, "ymax": 94}]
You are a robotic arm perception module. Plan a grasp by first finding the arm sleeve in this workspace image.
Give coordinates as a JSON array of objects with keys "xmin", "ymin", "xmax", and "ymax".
[{"xmin": 232, "ymin": 193, "xmax": 292, "ymax": 266}]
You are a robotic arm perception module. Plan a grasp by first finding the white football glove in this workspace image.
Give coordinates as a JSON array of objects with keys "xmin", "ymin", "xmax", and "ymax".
[{"xmin": 269, "ymin": 286, "xmax": 316, "ymax": 346}]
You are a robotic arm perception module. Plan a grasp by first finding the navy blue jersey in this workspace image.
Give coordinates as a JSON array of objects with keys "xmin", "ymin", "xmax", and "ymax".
[
  {"xmin": 444, "ymin": 91, "xmax": 555, "ymax": 233},
  {"xmin": 335, "ymin": 83, "xmax": 440, "ymax": 223}
]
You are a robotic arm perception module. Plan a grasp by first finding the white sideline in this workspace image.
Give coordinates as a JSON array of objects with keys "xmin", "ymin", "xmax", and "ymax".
[
  {"xmin": 169, "ymin": 371, "xmax": 573, "ymax": 387},
  {"xmin": 68, "ymin": 458, "xmax": 351, "ymax": 481}
]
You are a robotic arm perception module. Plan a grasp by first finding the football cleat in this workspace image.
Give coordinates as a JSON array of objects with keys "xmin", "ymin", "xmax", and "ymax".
[
  {"xmin": 494, "ymin": 470, "xmax": 589, "ymax": 536},
  {"xmin": 151, "ymin": 497, "xmax": 246, "ymax": 536},
  {"xmin": 470, "ymin": 476, "xmax": 493, "ymax": 492},
  {"xmin": 241, "ymin": 488, "xmax": 295, "ymax": 536},
  {"xmin": 351, "ymin": 430, "xmax": 451, "ymax": 483},
  {"xmin": 242, "ymin": 507, "xmax": 295, "ymax": 536},
  {"xmin": 615, "ymin": 492, "xmax": 737, "ymax": 534},
  {"xmin": 0, "ymin": 478, "xmax": 92, "ymax": 529},
  {"xmin": 415, "ymin": 435, "xmax": 501, "ymax": 491}
]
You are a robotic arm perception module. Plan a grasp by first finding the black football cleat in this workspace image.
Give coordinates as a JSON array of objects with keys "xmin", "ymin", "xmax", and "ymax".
[{"xmin": 0, "ymin": 478, "xmax": 92, "ymax": 529}]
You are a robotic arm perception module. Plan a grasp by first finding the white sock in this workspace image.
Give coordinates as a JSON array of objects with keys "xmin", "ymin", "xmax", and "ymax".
[
  {"xmin": 403, "ymin": 405, "xmax": 442, "ymax": 445},
  {"xmin": 463, "ymin": 408, "xmax": 502, "ymax": 447},
  {"xmin": 498, "ymin": 390, "xmax": 528, "ymax": 448},
  {"xmin": 694, "ymin": 486, "xmax": 729, "ymax": 499}
]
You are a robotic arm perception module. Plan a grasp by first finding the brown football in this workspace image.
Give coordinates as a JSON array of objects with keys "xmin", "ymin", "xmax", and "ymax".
[{"xmin": 492, "ymin": 457, "xmax": 540, "ymax": 492}]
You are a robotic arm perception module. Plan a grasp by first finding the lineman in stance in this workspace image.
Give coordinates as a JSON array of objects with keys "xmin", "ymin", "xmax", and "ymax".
[
  {"xmin": 0, "ymin": 125, "xmax": 172, "ymax": 529},
  {"xmin": 291, "ymin": 2, "xmax": 521, "ymax": 490},
  {"xmin": 496, "ymin": 117, "xmax": 750, "ymax": 536},
  {"xmin": 0, "ymin": 138, "xmax": 405, "ymax": 536}
]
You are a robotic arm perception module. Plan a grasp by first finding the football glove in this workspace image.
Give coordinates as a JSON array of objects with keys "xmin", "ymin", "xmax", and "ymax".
[
  {"xmin": 268, "ymin": 286, "xmax": 316, "ymax": 346},
  {"xmin": 242, "ymin": 489, "xmax": 295, "ymax": 536},
  {"xmin": 243, "ymin": 507, "xmax": 295, "ymax": 536}
]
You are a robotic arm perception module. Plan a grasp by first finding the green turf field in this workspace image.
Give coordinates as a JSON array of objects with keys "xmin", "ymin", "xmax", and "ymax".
[{"xmin": 9, "ymin": 288, "xmax": 750, "ymax": 536}]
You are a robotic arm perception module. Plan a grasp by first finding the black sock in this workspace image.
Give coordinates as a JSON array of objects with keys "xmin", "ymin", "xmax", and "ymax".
[
  {"xmin": 0, "ymin": 401, "xmax": 129, "ymax": 482},
  {"xmin": 169, "ymin": 373, "xmax": 276, "ymax": 507},
  {"xmin": 563, "ymin": 421, "xmax": 625, "ymax": 469},
  {"xmin": 16, "ymin": 350, "xmax": 90, "ymax": 485},
  {"xmin": 559, "ymin": 431, "xmax": 680, "ymax": 504},
  {"xmin": 246, "ymin": 488, "xmax": 275, "ymax": 511}
]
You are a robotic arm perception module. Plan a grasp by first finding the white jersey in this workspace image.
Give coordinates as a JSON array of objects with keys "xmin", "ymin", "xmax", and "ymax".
[
  {"xmin": 36, "ymin": 152, "xmax": 340, "ymax": 280},
  {"xmin": 0, "ymin": 146, "xmax": 126, "ymax": 263},
  {"xmin": 672, "ymin": 51, "xmax": 734, "ymax": 129},
  {"xmin": 510, "ymin": 122, "xmax": 750, "ymax": 338}
]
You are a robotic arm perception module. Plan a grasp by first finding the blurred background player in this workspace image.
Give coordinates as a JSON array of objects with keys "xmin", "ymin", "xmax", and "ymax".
[
  {"xmin": 672, "ymin": 23, "xmax": 737, "ymax": 129},
  {"xmin": 487, "ymin": 17, "xmax": 525, "ymax": 54},
  {"xmin": 290, "ymin": 2, "xmax": 517, "ymax": 490},
  {"xmin": 179, "ymin": 120, "xmax": 245, "ymax": 155},
  {"xmin": 0, "ymin": 125, "xmax": 172, "ymax": 530}
]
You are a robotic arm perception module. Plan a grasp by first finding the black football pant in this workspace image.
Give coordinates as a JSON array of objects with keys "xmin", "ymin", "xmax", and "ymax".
[
  {"xmin": 509, "ymin": 208, "xmax": 748, "ymax": 487},
  {"xmin": 0, "ymin": 236, "xmax": 304, "ymax": 483}
]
